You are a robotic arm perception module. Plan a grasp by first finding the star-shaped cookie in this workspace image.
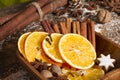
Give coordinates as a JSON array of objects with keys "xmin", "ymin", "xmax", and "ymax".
[{"xmin": 97, "ymin": 54, "xmax": 115, "ymax": 70}]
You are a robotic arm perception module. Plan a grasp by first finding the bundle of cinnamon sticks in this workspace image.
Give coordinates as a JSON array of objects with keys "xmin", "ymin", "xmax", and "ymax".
[
  {"xmin": 0, "ymin": 0, "xmax": 68, "ymax": 41},
  {"xmin": 41, "ymin": 18, "xmax": 96, "ymax": 49}
]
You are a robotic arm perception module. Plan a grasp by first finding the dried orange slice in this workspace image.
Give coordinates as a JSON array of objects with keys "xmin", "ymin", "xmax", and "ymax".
[
  {"xmin": 59, "ymin": 33, "xmax": 96, "ymax": 69},
  {"xmin": 18, "ymin": 32, "xmax": 31, "ymax": 58},
  {"xmin": 42, "ymin": 33, "xmax": 64, "ymax": 63},
  {"xmin": 25, "ymin": 31, "xmax": 48, "ymax": 62}
]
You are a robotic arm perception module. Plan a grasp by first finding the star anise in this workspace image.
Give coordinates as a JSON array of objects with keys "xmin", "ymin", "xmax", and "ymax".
[
  {"xmin": 31, "ymin": 59, "xmax": 49, "ymax": 72},
  {"xmin": 53, "ymin": 9, "xmax": 68, "ymax": 16},
  {"xmin": 68, "ymin": 0, "xmax": 83, "ymax": 9},
  {"xmin": 86, "ymin": 0, "xmax": 120, "ymax": 15},
  {"xmin": 70, "ymin": 10, "xmax": 83, "ymax": 17},
  {"xmin": 105, "ymin": 0, "xmax": 120, "ymax": 13},
  {"xmin": 86, "ymin": 1, "xmax": 97, "ymax": 10}
]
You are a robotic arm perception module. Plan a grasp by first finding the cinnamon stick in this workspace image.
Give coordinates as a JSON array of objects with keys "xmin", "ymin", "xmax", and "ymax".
[
  {"xmin": 80, "ymin": 20, "xmax": 87, "ymax": 38},
  {"xmin": 42, "ymin": 0, "xmax": 68, "ymax": 15},
  {"xmin": 0, "ymin": 0, "xmax": 68, "ymax": 41},
  {"xmin": 53, "ymin": 23, "xmax": 60, "ymax": 33},
  {"xmin": 87, "ymin": 20, "xmax": 92, "ymax": 42},
  {"xmin": 72, "ymin": 21, "xmax": 77, "ymax": 34},
  {"xmin": 41, "ymin": 20, "xmax": 51, "ymax": 33},
  {"xmin": 60, "ymin": 21, "xmax": 67, "ymax": 34},
  {"xmin": 41, "ymin": 20, "xmax": 54, "ymax": 33},
  {"xmin": 0, "ymin": 11, "xmax": 22, "ymax": 26},
  {"xmin": 0, "ymin": 0, "xmax": 49, "ymax": 40},
  {"xmin": 11, "ymin": 12, "xmax": 41, "ymax": 34},
  {"xmin": 66, "ymin": 18, "xmax": 72, "ymax": 33},
  {"xmin": 45, "ymin": 20, "xmax": 54, "ymax": 33},
  {"xmin": 76, "ymin": 21, "xmax": 80, "ymax": 35},
  {"xmin": 87, "ymin": 19, "xmax": 96, "ymax": 49}
]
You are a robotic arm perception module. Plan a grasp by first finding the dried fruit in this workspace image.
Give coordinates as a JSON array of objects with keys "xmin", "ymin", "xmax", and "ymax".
[
  {"xmin": 42, "ymin": 33, "xmax": 64, "ymax": 63},
  {"xmin": 62, "ymin": 66, "xmax": 104, "ymax": 80},
  {"xmin": 82, "ymin": 67, "xmax": 104, "ymax": 80},
  {"xmin": 59, "ymin": 33, "xmax": 96, "ymax": 69},
  {"xmin": 24, "ymin": 31, "xmax": 48, "ymax": 62},
  {"xmin": 18, "ymin": 32, "xmax": 31, "ymax": 58}
]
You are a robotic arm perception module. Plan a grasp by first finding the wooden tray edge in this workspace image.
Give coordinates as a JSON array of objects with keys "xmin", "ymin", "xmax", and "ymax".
[
  {"xmin": 16, "ymin": 50, "xmax": 47, "ymax": 80},
  {"xmin": 96, "ymin": 32, "xmax": 120, "ymax": 49},
  {"xmin": 16, "ymin": 33, "xmax": 120, "ymax": 80}
]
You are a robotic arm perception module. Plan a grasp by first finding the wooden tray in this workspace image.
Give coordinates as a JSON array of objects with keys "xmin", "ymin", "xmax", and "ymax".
[{"xmin": 16, "ymin": 32, "xmax": 120, "ymax": 80}]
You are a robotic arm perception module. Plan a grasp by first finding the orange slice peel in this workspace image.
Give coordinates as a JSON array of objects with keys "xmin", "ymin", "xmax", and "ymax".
[
  {"xmin": 59, "ymin": 33, "xmax": 96, "ymax": 69},
  {"xmin": 18, "ymin": 32, "xmax": 31, "ymax": 58},
  {"xmin": 24, "ymin": 31, "xmax": 48, "ymax": 62},
  {"xmin": 42, "ymin": 33, "xmax": 64, "ymax": 63}
]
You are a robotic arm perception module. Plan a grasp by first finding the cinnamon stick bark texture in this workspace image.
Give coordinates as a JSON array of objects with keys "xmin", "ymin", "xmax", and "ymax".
[
  {"xmin": 60, "ymin": 21, "xmax": 67, "ymax": 34},
  {"xmin": 80, "ymin": 20, "xmax": 87, "ymax": 38},
  {"xmin": 87, "ymin": 19, "xmax": 96, "ymax": 49},
  {"xmin": 42, "ymin": 0, "xmax": 68, "ymax": 15},
  {"xmin": 53, "ymin": 23, "xmax": 60, "ymax": 33},
  {"xmin": 45, "ymin": 20, "xmax": 54, "ymax": 33},
  {"xmin": 41, "ymin": 20, "xmax": 51, "ymax": 33},
  {"xmin": 66, "ymin": 18, "xmax": 72, "ymax": 33},
  {"xmin": 76, "ymin": 21, "xmax": 80, "ymax": 35},
  {"xmin": 41, "ymin": 20, "xmax": 54, "ymax": 33},
  {"xmin": 72, "ymin": 21, "xmax": 77, "ymax": 34},
  {"xmin": 0, "ymin": 0, "xmax": 68, "ymax": 41},
  {"xmin": 0, "ymin": 0, "xmax": 49, "ymax": 40},
  {"xmin": 0, "ymin": 11, "xmax": 21, "ymax": 26}
]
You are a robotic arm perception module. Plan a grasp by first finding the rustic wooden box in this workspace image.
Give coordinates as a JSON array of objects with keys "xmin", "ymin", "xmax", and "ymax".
[{"xmin": 16, "ymin": 32, "xmax": 120, "ymax": 80}]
